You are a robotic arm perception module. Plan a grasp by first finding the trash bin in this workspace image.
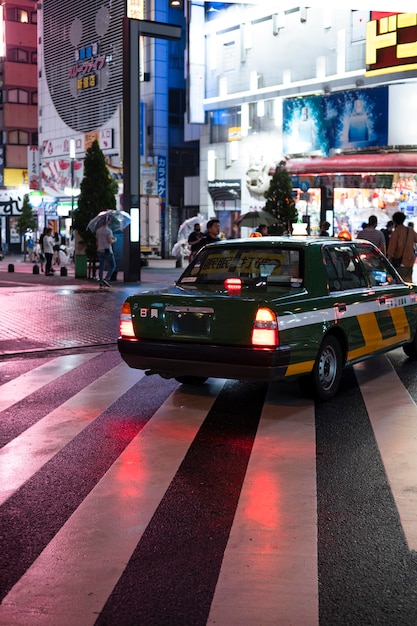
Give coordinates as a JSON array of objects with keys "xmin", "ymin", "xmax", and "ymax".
[
  {"xmin": 75, "ymin": 254, "xmax": 87, "ymax": 278},
  {"xmin": 8, "ymin": 263, "xmax": 14, "ymax": 272},
  {"xmin": 33, "ymin": 264, "xmax": 39, "ymax": 275}
]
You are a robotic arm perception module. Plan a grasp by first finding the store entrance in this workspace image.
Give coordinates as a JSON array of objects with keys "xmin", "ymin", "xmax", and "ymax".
[{"xmin": 291, "ymin": 173, "xmax": 417, "ymax": 237}]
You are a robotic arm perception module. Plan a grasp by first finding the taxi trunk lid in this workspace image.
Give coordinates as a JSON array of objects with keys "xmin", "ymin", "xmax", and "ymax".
[{"xmin": 127, "ymin": 287, "xmax": 271, "ymax": 345}]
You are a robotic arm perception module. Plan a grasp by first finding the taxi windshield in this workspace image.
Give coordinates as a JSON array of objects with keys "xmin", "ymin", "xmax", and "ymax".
[{"xmin": 178, "ymin": 245, "xmax": 303, "ymax": 287}]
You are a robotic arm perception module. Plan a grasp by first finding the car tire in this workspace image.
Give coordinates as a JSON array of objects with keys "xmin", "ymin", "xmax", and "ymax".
[
  {"xmin": 300, "ymin": 335, "xmax": 342, "ymax": 401},
  {"xmin": 403, "ymin": 334, "xmax": 417, "ymax": 359},
  {"xmin": 175, "ymin": 376, "xmax": 208, "ymax": 385}
]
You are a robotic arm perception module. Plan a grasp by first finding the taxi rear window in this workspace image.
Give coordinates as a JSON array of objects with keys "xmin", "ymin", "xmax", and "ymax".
[{"xmin": 178, "ymin": 246, "xmax": 303, "ymax": 286}]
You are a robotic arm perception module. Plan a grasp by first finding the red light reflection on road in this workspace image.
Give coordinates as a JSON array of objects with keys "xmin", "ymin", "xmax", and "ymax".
[{"xmin": 245, "ymin": 469, "xmax": 281, "ymax": 531}]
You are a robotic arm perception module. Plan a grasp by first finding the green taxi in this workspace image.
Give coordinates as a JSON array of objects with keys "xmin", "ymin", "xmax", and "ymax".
[{"xmin": 118, "ymin": 237, "xmax": 417, "ymax": 400}]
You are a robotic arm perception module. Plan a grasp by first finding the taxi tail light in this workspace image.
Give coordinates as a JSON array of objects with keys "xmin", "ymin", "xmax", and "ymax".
[
  {"xmin": 119, "ymin": 302, "xmax": 137, "ymax": 339},
  {"xmin": 224, "ymin": 277, "xmax": 242, "ymax": 293},
  {"xmin": 251, "ymin": 307, "xmax": 279, "ymax": 347}
]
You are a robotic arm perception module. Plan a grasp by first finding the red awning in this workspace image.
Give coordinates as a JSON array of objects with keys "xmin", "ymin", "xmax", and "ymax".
[{"xmin": 281, "ymin": 153, "xmax": 417, "ymax": 175}]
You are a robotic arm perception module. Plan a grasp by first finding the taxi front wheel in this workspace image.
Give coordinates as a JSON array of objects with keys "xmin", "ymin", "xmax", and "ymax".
[{"xmin": 300, "ymin": 335, "xmax": 343, "ymax": 401}]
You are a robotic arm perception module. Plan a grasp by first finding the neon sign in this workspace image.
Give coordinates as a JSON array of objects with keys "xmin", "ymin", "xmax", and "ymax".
[
  {"xmin": 366, "ymin": 13, "xmax": 417, "ymax": 76},
  {"xmin": 68, "ymin": 42, "xmax": 106, "ymax": 91}
]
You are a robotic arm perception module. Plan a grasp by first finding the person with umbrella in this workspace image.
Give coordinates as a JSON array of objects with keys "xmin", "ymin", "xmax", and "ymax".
[
  {"xmin": 256, "ymin": 223, "xmax": 268, "ymax": 236},
  {"xmin": 96, "ymin": 218, "xmax": 116, "ymax": 288},
  {"xmin": 187, "ymin": 223, "xmax": 204, "ymax": 262}
]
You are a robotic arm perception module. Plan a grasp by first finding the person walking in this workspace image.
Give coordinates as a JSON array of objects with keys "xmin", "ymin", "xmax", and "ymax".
[
  {"xmin": 356, "ymin": 215, "xmax": 386, "ymax": 254},
  {"xmin": 387, "ymin": 211, "xmax": 417, "ymax": 282},
  {"xmin": 187, "ymin": 223, "xmax": 204, "ymax": 263},
  {"xmin": 319, "ymin": 221, "xmax": 330, "ymax": 236},
  {"xmin": 256, "ymin": 224, "xmax": 268, "ymax": 236},
  {"xmin": 192, "ymin": 219, "xmax": 221, "ymax": 255},
  {"xmin": 42, "ymin": 227, "xmax": 55, "ymax": 276},
  {"xmin": 53, "ymin": 232, "xmax": 61, "ymax": 266},
  {"xmin": 381, "ymin": 220, "xmax": 394, "ymax": 248},
  {"xmin": 96, "ymin": 220, "xmax": 116, "ymax": 288}
]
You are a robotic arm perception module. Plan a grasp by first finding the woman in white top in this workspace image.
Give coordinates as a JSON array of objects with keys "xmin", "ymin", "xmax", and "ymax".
[{"xmin": 42, "ymin": 227, "xmax": 55, "ymax": 276}]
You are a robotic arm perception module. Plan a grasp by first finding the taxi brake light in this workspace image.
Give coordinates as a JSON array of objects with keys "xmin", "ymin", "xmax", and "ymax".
[
  {"xmin": 252, "ymin": 307, "xmax": 278, "ymax": 346},
  {"xmin": 119, "ymin": 302, "xmax": 136, "ymax": 339},
  {"xmin": 224, "ymin": 277, "xmax": 242, "ymax": 293}
]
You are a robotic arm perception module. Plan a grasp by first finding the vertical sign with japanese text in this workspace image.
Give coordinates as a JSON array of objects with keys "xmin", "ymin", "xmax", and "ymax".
[{"xmin": 157, "ymin": 155, "xmax": 167, "ymax": 255}]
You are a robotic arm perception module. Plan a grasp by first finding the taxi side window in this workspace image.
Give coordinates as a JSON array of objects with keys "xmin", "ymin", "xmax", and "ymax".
[
  {"xmin": 356, "ymin": 243, "xmax": 400, "ymax": 286},
  {"xmin": 323, "ymin": 246, "xmax": 367, "ymax": 291}
]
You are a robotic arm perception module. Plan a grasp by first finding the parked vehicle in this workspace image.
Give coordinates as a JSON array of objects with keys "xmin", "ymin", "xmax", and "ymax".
[{"xmin": 118, "ymin": 237, "xmax": 417, "ymax": 400}]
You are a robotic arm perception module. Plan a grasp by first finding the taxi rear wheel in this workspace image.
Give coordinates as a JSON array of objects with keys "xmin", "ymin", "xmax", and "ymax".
[
  {"xmin": 312, "ymin": 336, "xmax": 343, "ymax": 400},
  {"xmin": 403, "ymin": 334, "xmax": 417, "ymax": 359},
  {"xmin": 300, "ymin": 335, "xmax": 343, "ymax": 401},
  {"xmin": 175, "ymin": 376, "xmax": 208, "ymax": 385}
]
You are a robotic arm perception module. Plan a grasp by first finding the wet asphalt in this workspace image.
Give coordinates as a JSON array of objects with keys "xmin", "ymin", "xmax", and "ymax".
[{"xmin": 0, "ymin": 255, "xmax": 183, "ymax": 358}]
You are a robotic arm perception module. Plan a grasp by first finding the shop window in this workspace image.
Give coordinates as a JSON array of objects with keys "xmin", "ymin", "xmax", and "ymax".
[
  {"xmin": 31, "ymin": 12, "xmax": 37, "ymax": 24},
  {"xmin": 31, "ymin": 91, "xmax": 38, "ymax": 105},
  {"xmin": 9, "ymin": 130, "xmax": 29, "ymax": 145},
  {"xmin": 8, "ymin": 89, "xmax": 29, "ymax": 104},
  {"xmin": 31, "ymin": 51, "xmax": 37, "ymax": 64}
]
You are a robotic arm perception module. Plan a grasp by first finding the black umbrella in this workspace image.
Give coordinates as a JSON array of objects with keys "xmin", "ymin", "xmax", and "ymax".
[{"xmin": 235, "ymin": 210, "xmax": 276, "ymax": 228}]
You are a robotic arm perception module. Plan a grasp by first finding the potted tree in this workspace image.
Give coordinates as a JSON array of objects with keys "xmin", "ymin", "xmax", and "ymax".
[
  {"xmin": 264, "ymin": 160, "xmax": 298, "ymax": 235},
  {"xmin": 72, "ymin": 140, "xmax": 118, "ymax": 278}
]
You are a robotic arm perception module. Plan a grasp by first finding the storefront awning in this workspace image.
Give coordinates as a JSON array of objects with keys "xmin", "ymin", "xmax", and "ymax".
[{"xmin": 282, "ymin": 152, "xmax": 417, "ymax": 175}]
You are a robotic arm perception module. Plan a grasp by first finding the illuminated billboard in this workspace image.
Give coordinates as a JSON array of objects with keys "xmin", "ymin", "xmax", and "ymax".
[
  {"xmin": 283, "ymin": 87, "xmax": 388, "ymax": 157},
  {"xmin": 366, "ymin": 12, "xmax": 417, "ymax": 77}
]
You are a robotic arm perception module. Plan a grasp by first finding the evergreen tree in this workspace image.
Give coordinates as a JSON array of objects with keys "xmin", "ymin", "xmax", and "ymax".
[
  {"xmin": 16, "ymin": 194, "xmax": 37, "ymax": 237},
  {"xmin": 72, "ymin": 140, "xmax": 118, "ymax": 258},
  {"xmin": 264, "ymin": 160, "xmax": 298, "ymax": 235}
]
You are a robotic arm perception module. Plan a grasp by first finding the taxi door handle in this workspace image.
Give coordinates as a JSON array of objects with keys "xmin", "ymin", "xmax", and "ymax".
[{"xmin": 335, "ymin": 302, "xmax": 347, "ymax": 313}]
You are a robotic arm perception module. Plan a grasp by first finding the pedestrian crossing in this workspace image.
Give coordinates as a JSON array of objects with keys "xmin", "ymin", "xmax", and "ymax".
[{"xmin": 0, "ymin": 350, "xmax": 417, "ymax": 624}]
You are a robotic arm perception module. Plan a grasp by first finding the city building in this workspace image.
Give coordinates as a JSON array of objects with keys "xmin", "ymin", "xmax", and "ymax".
[
  {"xmin": 0, "ymin": 0, "xmax": 38, "ymax": 253},
  {"xmin": 35, "ymin": 0, "xmax": 198, "ymax": 258},
  {"xmin": 191, "ymin": 4, "xmax": 417, "ymax": 238}
]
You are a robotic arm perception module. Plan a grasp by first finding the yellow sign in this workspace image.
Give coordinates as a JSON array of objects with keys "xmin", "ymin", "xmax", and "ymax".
[
  {"xmin": 366, "ymin": 13, "xmax": 417, "ymax": 77},
  {"xmin": 127, "ymin": 0, "xmax": 144, "ymax": 20},
  {"xmin": 198, "ymin": 252, "xmax": 287, "ymax": 276}
]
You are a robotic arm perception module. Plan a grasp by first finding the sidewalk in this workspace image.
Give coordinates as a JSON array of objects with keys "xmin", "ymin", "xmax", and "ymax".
[
  {"xmin": 0, "ymin": 255, "xmax": 184, "ymax": 358},
  {"xmin": 0, "ymin": 254, "xmax": 183, "ymax": 287}
]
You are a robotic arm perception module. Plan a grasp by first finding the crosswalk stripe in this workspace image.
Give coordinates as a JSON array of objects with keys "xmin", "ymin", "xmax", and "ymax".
[
  {"xmin": 0, "ymin": 361, "xmax": 143, "ymax": 506},
  {"xmin": 208, "ymin": 383, "xmax": 318, "ymax": 625},
  {"xmin": 354, "ymin": 355, "xmax": 417, "ymax": 551},
  {"xmin": 0, "ymin": 379, "xmax": 225, "ymax": 626},
  {"xmin": 0, "ymin": 353, "xmax": 98, "ymax": 412}
]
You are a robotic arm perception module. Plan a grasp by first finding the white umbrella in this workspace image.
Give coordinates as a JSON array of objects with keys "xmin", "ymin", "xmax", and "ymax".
[
  {"xmin": 87, "ymin": 210, "xmax": 132, "ymax": 233},
  {"xmin": 177, "ymin": 214, "xmax": 207, "ymax": 241},
  {"xmin": 172, "ymin": 239, "xmax": 190, "ymax": 258}
]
